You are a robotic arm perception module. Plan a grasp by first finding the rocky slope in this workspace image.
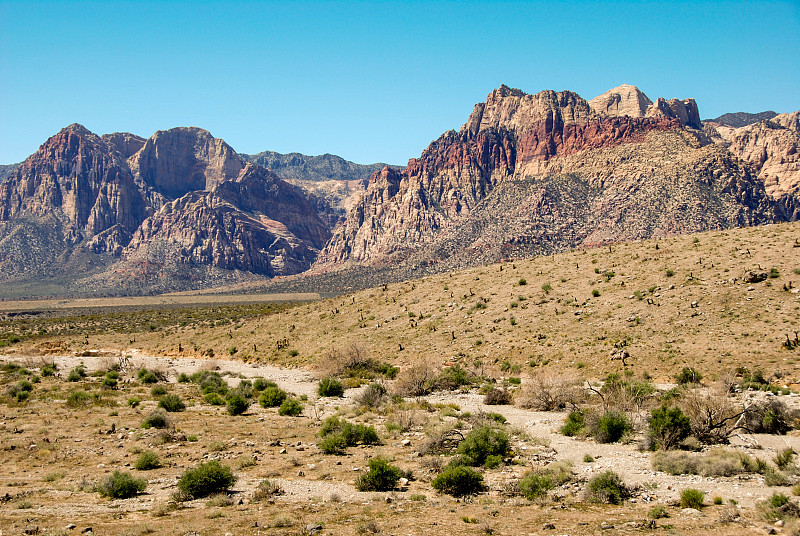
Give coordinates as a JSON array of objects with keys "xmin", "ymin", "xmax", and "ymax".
[
  {"xmin": 707, "ymin": 110, "xmax": 777, "ymax": 128},
  {"xmin": 0, "ymin": 125, "xmax": 332, "ymax": 294},
  {"xmin": 705, "ymin": 112, "xmax": 800, "ymax": 220},
  {"xmin": 315, "ymin": 84, "xmax": 785, "ymax": 273}
]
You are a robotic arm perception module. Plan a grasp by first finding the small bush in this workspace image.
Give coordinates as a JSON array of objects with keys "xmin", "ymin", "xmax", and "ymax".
[
  {"xmin": 252, "ymin": 378, "xmax": 276, "ymax": 392},
  {"xmin": 158, "ymin": 394, "xmax": 185, "ymax": 412},
  {"xmin": 356, "ymin": 382, "xmax": 387, "ymax": 408},
  {"xmin": 135, "ymin": 450, "xmax": 162, "ymax": 470},
  {"xmin": 436, "ymin": 364, "xmax": 477, "ymax": 391},
  {"xmin": 141, "ymin": 410, "xmax": 169, "ymax": 429},
  {"xmin": 41, "ymin": 363, "xmax": 58, "ymax": 377},
  {"xmin": 592, "ymin": 411, "xmax": 631, "ymax": 443},
  {"xmin": 680, "ymin": 488, "xmax": 704, "ymax": 508},
  {"xmin": 586, "ymin": 471, "xmax": 629, "ymax": 504},
  {"xmin": 518, "ymin": 472, "xmax": 553, "ymax": 500},
  {"xmin": 226, "ymin": 393, "xmax": 249, "ymax": 416},
  {"xmin": 652, "ymin": 449, "xmax": 763, "ymax": 477},
  {"xmin": 648, "ymin": 405, "xmax": 691, "ymax": 450},
  {"xmin": 355, "ymin": 457, "xmax": 401, "ymax": 491},
  {"xmin": 66, "ymin": 390, "xmax": 92, "ymax": 408},
  {"xmin": 765, "ymin": 468, "xmax": 790, "ymax": 487},
  {"xmin": 458, "ymin": 425, "xmax": 509, "ymax": 467},
  {"xmin": 259, "ymin": 386, "xmax": 287, "ymax": 407},
  {"xmin": 318, "ymin": 377, "xmax": 345, "ymax": 397},
  {"xmin": 127, "ymin": 396, "xmax": 141, "ymax": 408},
  {"xmin": 591, "ymin": 288, "xmax": 601, "ymax": 297},
  {"xmin": 97, "ymin": 470, "xmax": 147, "ymax": 499},
  {"xmin": 205, "ymin": 392, "xmax": 225, "ymax": 405},
  {"xmin": 137, "ymin": 368, "xmax": 164, "ymax": 384},
  {"xmin": 67, "ymin": 365, "xmax": 87, "ymax": 382},
  {"xmin": 318, "ymin": 416, "xmax": 380, "ymax": 454},
  {"xmin": 745, "ymin": 399, "xmax": 794, "ymax": 435},
  {"xmin": 483, "ymin": 388, "xmax": 511, "ymax": 405},
  {"xmin": 150, "ymin": 385, "xmax": 167, "ymax": 396},
  {"xmin": 776, "ymin": 448, "xmax": 795, "ymax": 470},
  {"xmin": 675, "ymin": 367, "xmax": 702, "ymax": 385},
  {"xmin": 178, "ymin": 461, "xmax": 236, "ymax": 499},
  {"xmin": 648, "ymin": 505, "xmax": 668, "ymax": 519},
  {"xmin": 561, "ymin": 410, "xmax": 586, "ymax": 437},
  {"xmin": 431, "ymin": 465, "xmax": 485, "ymax": 497},
  {"xmin": 278, "ymin": 397, "xmax": 303, "ymax": 416},
  {"xmin": 518, "ymin": 278, "xmax": 527, "ymax": 286},
  {"xmin": 770, "ymin": 492, "xmax": 791, "ymax": 508}
]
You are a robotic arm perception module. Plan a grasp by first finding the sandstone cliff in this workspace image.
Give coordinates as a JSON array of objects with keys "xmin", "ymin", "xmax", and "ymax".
[
  {"xmin": 0, "ymin": 125, "xmax": 335, "ymax": 293},
  {"xmin": 707, "ymin": 111, "xmax": 800, "ymax": 220},
  {"xmin": 316, "ymin": 85, "xmax": 777, "ymax": 273}
]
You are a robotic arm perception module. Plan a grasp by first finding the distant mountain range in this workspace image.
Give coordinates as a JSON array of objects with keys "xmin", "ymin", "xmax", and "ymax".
[{"xmin": 1, "ymin": 84, "xmax": 797, "ymax": 297}]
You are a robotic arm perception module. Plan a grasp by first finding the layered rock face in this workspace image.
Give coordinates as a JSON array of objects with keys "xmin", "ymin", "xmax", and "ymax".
[
  {"xmin": 707, "ymin": 111, "xmax": 800, "ymax": 220},
  {"xmin": 0, "ymin": 125, "xmax": 332, "ymax": 290},
  {"xmin": 316, "ymin": 84, "xmax": 781, "ymax": 272},
  {"xmin": 588, "ymin": 84, "xmax": 701, "ymax": 128},
  {"xmin": 0, "ymin": 124, "xmax": 147, "ymax": 255}
]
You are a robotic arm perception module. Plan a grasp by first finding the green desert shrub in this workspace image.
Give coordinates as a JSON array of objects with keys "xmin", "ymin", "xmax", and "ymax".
[
  {"xmin": 252, "ymin": 377, "xmax": 277, "ymax": 392},
  {"xmin": 137, "ymin": 367, "xmax": 165, "ymax": 384},
  {"xmin": 41, "ymin": 363, "xmax": 58, "ymax": 377},
  {"xmin": 680, "ymin": 488, "xmax": 704, "ymax": 508},
  {"xmin": 134, "ymin": 450, "xmax": 162, "ymax": 470},
  {"xmin": 318, "ymin": 416, "xmax": 380, "ymax": 454},
  {"xmin": 178, "ymin": 461, "xmax": 236, "ymax": 499},
  {"xmin": 141, "ymin": 410, "xmax": 169, "ymax": 429},
  {"xmin": 67, "ymin": 365, "xmax": 87, "ymax": 382},
  {"xmin": 457, "ymin": 425, "xmax": 509, "ymax": 467},
  {"xmin": 586, "ymin": 470, "xmax": 629, "ymax": 504},
  {"xmin": 776, "ymin": 448, "xmax": 795, "ymax": 470},
  {"xmin": 431, "ymin": 465, "xmax": 485, "ymax": 497},
  {"xmin": 158, "ymin": 394, "xmax": 185, "ymax": 412},
  {"xmin": 518, "ymin": 472, "xmax": 554, "ymax": 500},
  {"xmin": 150, "ymin": 385, "xmax": 167, "ymax": 396},
  {"xmin": 97, "ymin": 470, "xmax": 147, "ymax": 499},
  {"xmin": 675, "ymin": 367, "xmax": 702, "ymax": 385},
  {"xmin": 278, "ymin": 397, "xmax": 303, "ymax": 416},
  {"xmin": 517, "ymin": 462, "xmax": 573, "ymax": 501},
  {"xmin": 189, "ymin": 370, "xmax": 228, "ymax": 396},
  {"xmin": 7, "ymin": 380, "xmax": 34, "ymax": 402},
  {"xmin": 561, "ymin": 410, "xmax": 586, "ymax": 437},
  {"xmin": 355, "ymin": 457, "xmax": 402, "ymax": 491},
  {"xmin": 318, "ymin": 377, "xmax": 345, "ymax": 397},
  {"xmin": 648, "ymin": 405, "xmax": 691, "ymax": 450},
  {"xmin": 204, "ymin": 392, "xmax": 225, "ymax": 406},
  {"xmin": 226, "ymin": 393, "xmax": 249, "ymax": 416},
  {"xmin": 66, "ymin": 390, "xmax": 92, "ymax": 408},
  {"xmin": 436, "ymin": 364, "xmax": 477, "ymax": 391},
  {"xmin": 258, "ymin": 386, "xmax": 287, "ymax": 408},
  {"xmin": 652, "ymin": 449, "xmax": 764, "ymax": 477},
  {"xmin": 592, "ymin": 411, "xmax": 632, "ymax": 443}
]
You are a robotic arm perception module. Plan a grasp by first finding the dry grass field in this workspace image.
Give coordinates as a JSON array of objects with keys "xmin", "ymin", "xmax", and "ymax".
[{"xmin": 2, "ymin": 221, "xmax": 800, "ymax": 535}]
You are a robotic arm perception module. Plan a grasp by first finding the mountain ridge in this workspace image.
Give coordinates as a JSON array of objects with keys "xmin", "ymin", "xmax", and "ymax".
[{"xmin": 1, "ymin": 83, "xmax": 799, "ymax": 297}]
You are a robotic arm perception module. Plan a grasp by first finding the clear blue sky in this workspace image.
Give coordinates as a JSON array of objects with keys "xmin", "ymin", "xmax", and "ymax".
[{"xmin": 1, "ymin": 0, "xmax": 798, "ymax": 166}]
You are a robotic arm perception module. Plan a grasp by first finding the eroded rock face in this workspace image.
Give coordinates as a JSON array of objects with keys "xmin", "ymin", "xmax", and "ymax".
[
  {"xmin": 0, "ymin": 124, "xmax": 147, "ymax": 254},
  {"xmin": 588, "ymin": 84, "xmax": 701, "ymax": 129},
  {"xmin": 129, "ymin": 127, "xmax": 245, "ymax": 199},
  {"xmin": 316, "ymin": 85, "xmax": 777, "ymax": 271},
  {"xmin": 709, "ymin": 111, "xmax": 800, "ymax": 219},
  {"xmin": 0, "ymin": 124, "xmax": 334, "ymax": 286}
]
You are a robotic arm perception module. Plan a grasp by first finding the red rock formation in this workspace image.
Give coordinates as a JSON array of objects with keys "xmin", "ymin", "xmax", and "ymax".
[{"xmin": 316, "ymin": 84, "xmax": 775, "ymax": 270}]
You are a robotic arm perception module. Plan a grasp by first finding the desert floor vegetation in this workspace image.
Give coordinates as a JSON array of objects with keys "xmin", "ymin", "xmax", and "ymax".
[{"xmin": 2, "ymin": 221, "xmax": 800, "ymax": 534}]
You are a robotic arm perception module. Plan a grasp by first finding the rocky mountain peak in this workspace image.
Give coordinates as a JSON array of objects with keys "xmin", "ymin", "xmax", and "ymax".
[
  {"xmin": 588, "ymin": 84, "xmax": 653, "ymax": 118},
  {"xmin": 588, "ymin": 85, "xmax": 701, "ymax": 129},
  {"xmin": 129, "ymin": 126, "xmax": 245, "ymax": 199},
  {"xmin": 464, "ymin": 86, "xmax": 592, "ymax": 135}
]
